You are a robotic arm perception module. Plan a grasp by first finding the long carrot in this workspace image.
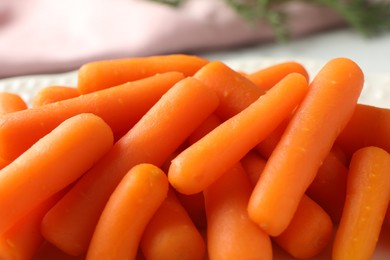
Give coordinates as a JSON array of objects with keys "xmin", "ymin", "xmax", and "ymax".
[
  {"xmin": 0, "ymin": 92, "xmax": 27, "ymax": 115},
  {"xmin": 0, "ymin": 191, "xmax": 65, "ymax": 260},
  {"xmin": 32, "ymin": 86, "xmax": 80, "ymax": 106},
  {"xmin": 246, "ymin": 61, "xmax": 310, "ymax": 90},
  {"xmin": 333, "ymin": 146, "xmax": 390, "ymax": 260},
  {"xmin": 169, "ymin": 73, "xmax": 308, "ymax": 195},
  {"xmin": 0, "ymin": 113, "xmax": 113, "ymax": 234},
  {"xmin": 336, "ymin": 103, "xmax": 390, "ymax": 157},
  {"xmin": 274, "ymin": 195, "xmax": 334, "ymax": 259},
  {"xmin": 140, "ymin": 188, "xmax": 206, "ymax": 260},
  {"xmin": 194, "ymin": 61, "xmax": 266, "ymax": 119},
  {"xmin": 204, "ymin": 163, "xmax": 272, "ymax": 260},
  {"xmin": 41, "ymin": 77, "xmax": 219, "ymax": 255},
  {"xmin": 248, "ymin": 57, "xmax": 364, "ymax": 236},
  {"xmin": 0, "ymin": 72, "xmax": 183, "ymax": 162},
  {"xmin": 86, "ymin": 164, "xmax": 168, "ymax": 260},
  {"xmin": 78, "ymin": 54, "xmax": 208, "ymax": 93}
]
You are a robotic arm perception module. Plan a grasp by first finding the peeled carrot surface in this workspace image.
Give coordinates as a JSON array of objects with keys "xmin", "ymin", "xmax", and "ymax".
[
  {"xmin": 32, "ymin": 86, "xmax": 80, "ymax": 106},
  {"xmin": 86, "ymin": 164, "xmax": 169, "ymax": 260},
  {"xmin": 248, "ymin": 57, "xmax": 364, "ymax": 236},
  {"xmin": 0, "ymin": 72, "xmax": 183, "ymax": 162},
  {"xmin": 0, "ymin": 113, "xmax": 113, "ymax": 234},
  {"xmin": 41, "ymin": 77, "xmax": 219, "ymax": 255},
  {"xmin": 0, "ymin": 92, "xmax": 27, "ymax": 115},
  {"xmin": 0, "ymin": 54, "xmax": 389, "ymax": 259},
  {"xmin": 333, "ymin": 147, "xmax": 390, "ymax": 260},
  {"xmin": 78, "ymin": 54, "xmax": 208, "ymax": 93}
]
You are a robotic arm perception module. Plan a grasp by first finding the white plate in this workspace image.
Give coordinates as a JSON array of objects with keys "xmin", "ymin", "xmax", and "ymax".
[{"xmin": 0, "ymin": 58, "xmax": 389, "ymax": 259}]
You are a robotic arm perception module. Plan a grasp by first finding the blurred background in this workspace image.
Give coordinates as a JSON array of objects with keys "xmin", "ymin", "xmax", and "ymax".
[{"xmin": 0, "ymin": 0, "xmax": 389, "ymax": 78}]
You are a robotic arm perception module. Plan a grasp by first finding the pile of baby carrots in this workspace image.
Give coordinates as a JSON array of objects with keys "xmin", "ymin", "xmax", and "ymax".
[{"xmin": 0, "ymin": 54, "xmax": 389, "ymax": 260}]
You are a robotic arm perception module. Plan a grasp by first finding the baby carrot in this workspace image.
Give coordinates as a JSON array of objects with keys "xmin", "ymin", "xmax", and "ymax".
[
  {"xmin": 274, "ymin": 195, "xmax": 334, "ymax": 259},
  {"xmin": 336, "ymin": 103, "xmax": 390, "ymax": 157},
  {"xmin": 140, "ymin": 188, "xmax": 206, "ymax": 260},
  {"xmin": 33, "ymin": 241, "xmax": 85, "ymax": 260},
  {"xmin": 0, "ymin": 92, "xmax": 27, "ymax": 115},
  {"xmin": 240, "ymin": 149, "xmax": 334, "ymax": 258},
  {"xmin": 0, "ymin": 191, "xmax": 64, "ymax": 260},
  {"xmin": 246, "ymin": 61, "xmax": 310, "ymax": 90},
  {"xmin": 248, "ymin": 57, "xmax": 364, "ymax": 236},
  {"xmin": 204, "ymin": 163, "xmax": 272, "ymax": 260},
  {"xmin": 194, "ymin": 61, "xmax": 265, "ymax": 119},
  {"xmin": 41, "ymin": 77, "xmax": 219, "ymax": 255},
  {"xmin": 169, "ymin": 73, "xmax": 308, "ymax": 195},
  {"xmin": 0, "ymin": 113, "xmax": 113, "ymax": 234},
  {"xmin": 86, "ymin": 164, "xmax": 168, "ymax": 260},
  {"xmin": 32, "ymin": 86, "xmax": 80, "ymax": 106},
  {"xmin": 0, "ymin": 72, "xmax": 183, "ymax": 161},
  {"xmin": 306, "ymin": 146, "xmax": 348, "ymax": 223},
  {"xmin": 78, "ymin": 54, "xmax": 208, "ymax": 93},
  {"xmin": 333, "ymin": 146, "xmax": 390, "ymax": 260}
]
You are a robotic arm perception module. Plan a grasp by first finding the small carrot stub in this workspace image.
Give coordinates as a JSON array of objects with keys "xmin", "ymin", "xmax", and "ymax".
[
  {"xmin": 41, "ymin": 77, "xmax": 219, "ymax": 256},
  {"xmin": 246, "ymin": 61, "xmax": 310, "ymax": 90},
  {"xmin": 86, "ymin": 164, "xmax": 169, "ymax": 260},
  {"xmin": 168, "ymin": 73, "xmax": 307, "ymax": 195},
  {"xmin": 0, "ymin": 113, "xmax": 113, "ymax": 234},
  {"xmin": 204, "ymin": 163, "xmax": 272, "ymax": 260},
  {"xmin": 32, "ymin": 86, "xmax": 80, "ymax": 106},
  {"xmin": 333, "ymin": 146, "xmax": 390, "ymax": 260},
  {"xmin": 0, "ymin": 72, "xmax": 184, "ymax": 162},
  {"xmin": 140, "ymin": 188, "xmax": 206, "ymax": 260},
  {"xmin": 248, "ymin": 57, "xmax": 364, "ymax": 236},
  {"xmin": 0, "ymin": 92, "xmax": 27, "ymax": 115},
  {"xmin": 78, "ymin": 54, "xmax": 208, "ymax": 93}
]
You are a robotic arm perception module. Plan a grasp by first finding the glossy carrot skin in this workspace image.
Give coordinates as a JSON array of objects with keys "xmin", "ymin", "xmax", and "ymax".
[
  {"xmin": 0, "ymin": 72, "xmax": 184, "ymax": 162},
  {"xmin": 0, "ymin": 92, "xmax": 27, "ymax": 115},
  {"xmin": 32, "ymin": 86, "xmax": 80, "ymax": 106},
  {"xmin": 248, "ymin": 58, "xmax": 364, "ymax": 236},
  {"xmin": 78, "ymin": 54, "xmax": 208, "ymax": 93},
  {"xmin": 169, "ymin": 73, "xmax": 308, "ymax": 195},
  {"xmin": 333, "ymin": 146, "xmax": 390, "ymax": 260},
  {"xmin": 274, "ymin": 195, "xmax": 334, "ymax": 259},
  {"xmin": 86, "ymin": 164, "xmax": 169, "ymax": 260},
  {"xmin": 336, "ymin": 104, "xmax": 390, "ymax": 157},
  {"xmin": 140, "ymin": 188, "xmax": 206, "ymax": 260},
  {"xmin": 194, "ymin": 61, "xmax": 265, "ymax": 119},
  {"xmin": 205, "ymin": 163, "xmax": 272, "ymax": 260},
  {"xmin": 247, "ymin": 61, "xmax": 310, "ymax": 90},
  {"xmin": 41, "ymin": 77, "xmax": 219, "ymax": 255},
  {"xmin": 0, "ymin": 113, "xmax": 113, "ymax": 234}
]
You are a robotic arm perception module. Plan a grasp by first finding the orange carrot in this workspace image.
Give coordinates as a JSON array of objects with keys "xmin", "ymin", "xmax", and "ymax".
[
  {"xmin": 33, "ymin": 241, "xmax": 85, "ymax": 260},
  {"xmin": 0, "ymin": 113, "xmax": 113, "ymax": 234},
  {"xmin": 306, "ymin": 146, "xmax": 348, "ymax": 223},
  {"xmin": 241, "ymin": 149, "xmax": 334, "ymax": 259},
  {"xmin": 336, "ymin": 103, "xmax": 390, "ymax": 157},
  {"xmin": 41, "ymin": 77, "xmax": 219, "ymax": 255},
  {"xmin": 333, "ymin": 146, "xmax": 390, "ymax": 260},
  {"xmin": 248, "ymin": 57, "xmax": 364, "ymax": 236},
  {"xmin": 140, "ymin": 188, "xmax": 206, "ymax": 260},
  {"xmin": 78, "ymin": 54, "xmax": 208, "ymax": 93},
  {"xmin": 0, "ymin": 92, "xmax": 27, "ymax": 115},
  {"xmin": 246, "ymin": 61, "xmax": 310, "ymax": 90},
  {"xmin": 0, "ymin": 191, "xmax": 65, "ymax": 260},
  {"xmin": 204, "ymin": 163, "xmax": 272, "ymax": 260},
  {"xmin": 0, "ymin": 72, "xmax": 183, "ymax": 162},
  {"xmin": 174, "ymin": 192, "xmax": 207, "ymax": 229},
  {"xmin": 169, "ymin": 73, "xmax": 308, "ymax": 195},
  {"xmin": 32, "ymin": 86, "xmax": 80, "ymax": 106},
  {"xmin": 194, "ymin": 61, "xmax": 266, "ymax": 119},
  {"xmin": 86, "ymin": 164, "xmax": 169, "ymax": 260},
  {"xmin": 274, "ymin": 195, "xmax": 334, "ymax": 259}
]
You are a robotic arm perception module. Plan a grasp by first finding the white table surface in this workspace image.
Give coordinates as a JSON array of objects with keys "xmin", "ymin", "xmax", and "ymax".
[{"xmin": 200, "ymin": 28, "xmax": 390, "ymax": 76}]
